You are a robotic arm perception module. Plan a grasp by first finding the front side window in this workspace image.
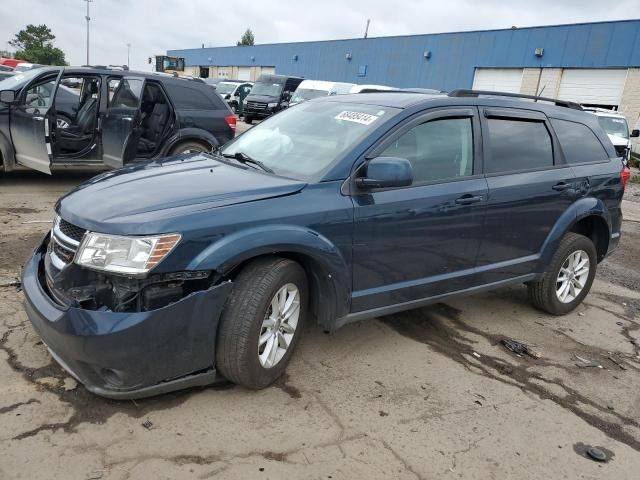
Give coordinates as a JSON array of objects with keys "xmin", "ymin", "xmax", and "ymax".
[
  {"xmin": 551, "ymin": 119, "xmax": 608, "ymax": 164},
  {"xmin": 485, "ymin": 118, "xmax": 553, "ymax": 174},
  {"xmin": 381, "ymin": 117, "xmax": 474, "ymax": 183},
  {"xmin": 221, "ymin": 101, "xmax": 400, "ymax": 180},
  {"xmin": 24, "ymin": 77, "xmax": 58, "ymax": 109}
]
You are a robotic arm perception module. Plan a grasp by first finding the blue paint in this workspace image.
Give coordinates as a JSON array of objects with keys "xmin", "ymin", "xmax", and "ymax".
[{"xmin": 169, "ymin": 20, "xmax": 640, "ymax": 90}]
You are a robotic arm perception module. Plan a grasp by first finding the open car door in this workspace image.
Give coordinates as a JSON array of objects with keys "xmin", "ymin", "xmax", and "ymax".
[
  {"xmin": 101, "ymin": 76, "xmax": 146, "ymax": 169},
  {"xmin": 10, "ymin": 68, "xmax": 63, "ymax": 174}
]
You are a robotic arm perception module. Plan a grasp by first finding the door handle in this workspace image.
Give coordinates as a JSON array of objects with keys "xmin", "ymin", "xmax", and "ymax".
[
  {"xmin": 122, "ymin": 117, "xmax": 133, "ymax": 122},
  {"xmin": 552, "ymin": 182, "xmax": 572, "ymax": 191},
  {"xmin": 455, "ymin": 194, "xmax": 483, "ymax": 205},
  {"xmin": 33, "ymin": 116, "xmax": 44, "ymax": 121}
]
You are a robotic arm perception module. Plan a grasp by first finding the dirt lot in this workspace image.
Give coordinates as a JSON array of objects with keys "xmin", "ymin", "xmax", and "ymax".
[{"xmin": 1, "ymin": 167, "xmax": 639, "ymax": 480}]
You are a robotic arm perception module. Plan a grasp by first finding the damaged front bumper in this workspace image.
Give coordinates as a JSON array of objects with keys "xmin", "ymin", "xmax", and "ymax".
[{"xmin": 22, "ymin": 239, "xmax": 233, "ymax": 399}]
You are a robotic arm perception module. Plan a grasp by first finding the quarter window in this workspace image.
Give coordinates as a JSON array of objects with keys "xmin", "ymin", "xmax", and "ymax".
[
  {"xmin": 485, "ymin": 118, "xmax": 553, "ymax": 174},
  {"xmin": 550, "ymin": 119, "xmax": 608, "ymax": 164},
  {"xmin": 381, "ymin": 117, "xmax": 474, "ymax": 183}
]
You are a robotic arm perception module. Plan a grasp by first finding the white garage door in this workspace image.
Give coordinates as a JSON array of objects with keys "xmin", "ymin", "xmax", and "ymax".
[
  {"xmin": 473, "ymin": 68, "xmax": 523, "ymax": 93},
  {"xmin": 558, "ymin": 69, "xmax": 627, "ymax": 106},
  {"xmin": 237, "ymin": 67, "xmax": 251, "ymax": 81}
]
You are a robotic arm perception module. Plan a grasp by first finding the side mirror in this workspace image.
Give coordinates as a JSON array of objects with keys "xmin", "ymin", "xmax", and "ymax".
[
  {"xmin": 356, "ymin": 157, "xmax": 413, "ymax": 189},
  {"xmin": 631, "ymin": 129, "xmax": 640, "ymax": 138},
  {"xmin": 0, "ymin": 90, "xmax": 16, "ymax": 104},
  {"xmin": 224, "ymin": 94, "xmax": 231, "ymax": 100}
]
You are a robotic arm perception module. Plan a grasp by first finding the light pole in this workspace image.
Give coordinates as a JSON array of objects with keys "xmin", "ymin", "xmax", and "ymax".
[
  {"xmin": 84, "ymin": 0, "xmax": 93, "ymax": 65},
  {"xmin": 127, "ymin": 43, "xmax": 131, "ymax": 68}
]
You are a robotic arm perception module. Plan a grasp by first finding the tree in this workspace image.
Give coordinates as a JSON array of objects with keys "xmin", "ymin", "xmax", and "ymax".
[
  {"xmin": 237, "ymin": 29, "xmax": 255, "ymax": 46},
  {"xmin": 9, "ymin": 24, "xmax": 66, "ymax": 65}
]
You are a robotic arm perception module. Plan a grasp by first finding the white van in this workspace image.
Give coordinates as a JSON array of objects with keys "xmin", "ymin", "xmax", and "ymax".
[
  {"xmin": 289, "ymin": 80, "xmax": 355, "ymax": 106},
  {"xmin": 584, "ymin": 108, "xmax": 639, "ymax": 162},
  {"xmin": 349, "ymin": 84, "xmax": 394, "ymax": 93}
]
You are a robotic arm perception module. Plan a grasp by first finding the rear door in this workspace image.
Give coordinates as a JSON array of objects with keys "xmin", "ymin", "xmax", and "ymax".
[
  {"xmin": 10, "ymin": 69, "xmax": 63, "ymax": 174},
  {"xmin": 475, "ymin": 107, "xmax": 576, "ymax": 283},
  {"xmin": 101, "ymin": 76, "xmax": 145, "ymax": 169}
]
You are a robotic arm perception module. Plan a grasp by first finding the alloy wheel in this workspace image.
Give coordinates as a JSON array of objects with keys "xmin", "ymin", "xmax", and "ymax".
[
  {"xmin": 258, "ymin": 283, "xmax": 300, "ymax": 368},
  {"xmin": 556, "ymin": 250, "xmax": 590, "ymax": 303}
]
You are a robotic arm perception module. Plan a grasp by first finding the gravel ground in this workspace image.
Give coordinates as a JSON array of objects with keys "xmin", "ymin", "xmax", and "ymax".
[{"xmin": 0, "ymin": 169, "xmax": 639, "ymax": 480}]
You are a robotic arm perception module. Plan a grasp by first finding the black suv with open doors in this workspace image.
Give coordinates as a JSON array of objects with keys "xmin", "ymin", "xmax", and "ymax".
[{"xmin": 0, "ymin": 66, "xmax": 236, "ymax": 174}]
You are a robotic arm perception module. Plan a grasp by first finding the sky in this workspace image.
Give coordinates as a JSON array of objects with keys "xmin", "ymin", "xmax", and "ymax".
[{"xmin": 1, "ymin": 0, "xmax": 640, "ymax": 71}]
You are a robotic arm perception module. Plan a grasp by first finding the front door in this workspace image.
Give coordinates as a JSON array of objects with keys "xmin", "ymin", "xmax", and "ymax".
[
  {"xmin": 351, "ymin": 107, "xmax": 488, "ymax": 313},
  {"xmin": 474, "ymin": 107, "xmax": 576, "ymax": 284},
  {"xmin": 10, "ymin": 69, "xmax": 63, "ymax": 174},
  {"xmin": 101, "ymin": 76, "xmax": 145, "ymax": 169}
]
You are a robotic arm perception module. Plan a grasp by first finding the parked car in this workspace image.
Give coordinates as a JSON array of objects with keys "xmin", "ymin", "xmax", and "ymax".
[
  {"xmin": 13, "ymin": 62, "xmax": 44, "ymax": 72},
  {"xmin": 242, "ymin": 74, "xmax": 304, "ymax": 123},
  {"xmin": 584, "ymin": 107, "xmax": 639, "ymax": 162},
  {"xmin": 0, "ymin": 71, "xmax": 14, "ymax": 81},
  {"xmin": 214, "ymin": 80, "xmax": 253, "ymax": 112},
  {"xmin": 22, "ymin": 89, "xmax": 627, "ymax": 399},
  {"xmin": 289, "ymin": 80, "xmax": 355, "ymax": 106},
  {"xmin": 0, "ymin": 66, "xmax": 236, "ymax": 174},
  {"xmin": 0, "ymin": 65, "xmax": 13, "ymax": 72}
]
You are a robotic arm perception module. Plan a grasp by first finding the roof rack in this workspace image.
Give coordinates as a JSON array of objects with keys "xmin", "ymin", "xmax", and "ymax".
[{"xmin": 448, "ymin": 89, "xmax": 583, "ymax": 111}]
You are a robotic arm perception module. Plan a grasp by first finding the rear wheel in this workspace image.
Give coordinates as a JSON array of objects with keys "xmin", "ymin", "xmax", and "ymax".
[
  {"xmin": 56, "ymin": 114, "xmax": 72, "ymax": 129},
  {"xmin": 527, "ymin": 232, "xmax": 597, "ymax": 315},
  {"xmin": 216, "ymin": 257, "xmax": 308, "ymax": 389},
  {"xmin": 169, "ymin": 140, "xmax": 210, "ymax": 155}
]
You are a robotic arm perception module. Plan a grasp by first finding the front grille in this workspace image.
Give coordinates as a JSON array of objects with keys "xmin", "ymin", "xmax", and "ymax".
[
  {"xmin": 246, "ymin": 101, "xmax": 267, "ymax": 111},
  {"xmin": 52, "ymin": 240, "xmax": 75, "ymax": 264},
  {"xmin": 58, "ymin": 218, "xmax": 86, "ymax": 243}
]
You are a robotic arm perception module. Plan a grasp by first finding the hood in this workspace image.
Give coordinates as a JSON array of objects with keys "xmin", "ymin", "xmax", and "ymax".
[
  {"xmin": 246, "ymin": 94, "xmax": 279, "ymax": 103},
  {"xmin": 607, "ymin": 133, "xmax": 631, "ymax": 147},
  {"xmin": 57, "ymin": 154, "xmax": 306, "ymax": 234}
]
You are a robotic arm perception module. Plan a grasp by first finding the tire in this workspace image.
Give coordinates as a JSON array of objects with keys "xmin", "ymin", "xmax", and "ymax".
[
  {"xmin": 527, "ymin": 232, "xmax": 597, "ymax": 315},
  {"xmin": 169, "ymin": 140, "xmax": 210, "ymax": 156},
  {"xmin": 216, "ymin": 257, "xmax": 308, "ymax": 389},
  {"xmin": 244, "ymin": 116, "xmax": 253, "ymax": 125}
]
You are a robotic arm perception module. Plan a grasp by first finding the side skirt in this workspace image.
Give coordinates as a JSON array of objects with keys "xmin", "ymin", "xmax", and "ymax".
[{"xmin": 335, "ymin": 274, "xmax": 537, "ymax": 329}]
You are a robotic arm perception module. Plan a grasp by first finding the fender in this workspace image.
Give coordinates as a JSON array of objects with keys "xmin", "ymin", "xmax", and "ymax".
[
  {"xmin": 0, "ymin": 128, "xmax": 16, "ymax": 172},
  {"xmin": 159, "ymin": 128, "xmax": 220, "ymax": 156},
  {"xmin": 536, "ymin": 197, "xmax": 611, "ymax": 272},
  {"xmin": 186, "ymin": 224, "xmax": 351, "ymax": 326}
]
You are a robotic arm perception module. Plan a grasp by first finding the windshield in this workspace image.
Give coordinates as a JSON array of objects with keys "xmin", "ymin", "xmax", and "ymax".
[
  {"xmin": 215, "ymin": 82, "xmax": 237, "ymax": 95},
  {"xmin": 250, "ymin": 81, "xmax": 283, "ymax": 97},
  {"xmin": 598, "ymin": 116, "xmax": 629, "ymax": 139},
  {"xmin": 291, "ymin": 88, "xmax": 329, "ymax": 104},
  {"xmin": 221, "ymin": 101, "xmax": 400, "ymax": 180},
  {"xmin": 0, "ymin": 68, "xmax": 50, "ymax": 91}
]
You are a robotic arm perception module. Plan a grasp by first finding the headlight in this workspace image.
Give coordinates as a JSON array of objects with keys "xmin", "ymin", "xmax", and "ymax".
[
  {"xmin": 267, "ymin": 102, "xmax": 278, "ymax": 108},
  {"xmin": 75, "ymin": 232, "xmax": 181, "ymax": 275}
]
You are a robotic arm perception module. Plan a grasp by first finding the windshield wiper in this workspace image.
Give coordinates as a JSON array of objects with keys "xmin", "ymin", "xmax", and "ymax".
[{"xmin": 221, "ymin": 151, "xmax": 275, "ymax": 174}]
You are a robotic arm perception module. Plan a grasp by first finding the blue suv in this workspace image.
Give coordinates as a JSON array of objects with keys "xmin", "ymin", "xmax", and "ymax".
[{"xmin": 21, "ymin": 90, "xmax": 629, "ymax": 399}]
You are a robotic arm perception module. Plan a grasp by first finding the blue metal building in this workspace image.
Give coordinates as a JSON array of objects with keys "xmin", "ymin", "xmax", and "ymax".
[{"xmin": 169, "ymin": 19, "xmax": 640, "ymax": 91}]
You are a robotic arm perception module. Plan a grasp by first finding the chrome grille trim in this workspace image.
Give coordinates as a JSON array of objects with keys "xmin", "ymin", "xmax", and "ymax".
[{"xmin": 49, "ymin": 215, "xmax": 85, "ymax": 268}]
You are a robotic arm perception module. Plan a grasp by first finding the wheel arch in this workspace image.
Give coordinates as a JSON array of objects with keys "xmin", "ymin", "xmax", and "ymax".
[
  {"xmin": 538, "ymin": 197, "xmax": 612, "ymax": 271},
  {"xmin": 187, "ymin": 225, "xmax": 351, "ymax": 329}
]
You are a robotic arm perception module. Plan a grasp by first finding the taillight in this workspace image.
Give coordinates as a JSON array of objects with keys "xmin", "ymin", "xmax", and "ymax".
[
  {"xmin": 621, "ymin": 166, "xmax": 631, "ymax": 189},
  {"xmin": 224, "ymin": 114, "xmax": 236, "ymax": 131}
]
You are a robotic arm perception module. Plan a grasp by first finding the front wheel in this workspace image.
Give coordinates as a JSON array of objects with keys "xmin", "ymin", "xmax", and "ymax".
[
  {"xmin": 244, "ymin": 116, "xmax": 253, "ymax": 125},
  {"xmin": 528, "ymin": 233, "xmax": 597, "ymax": 315},
  {"xmin": 216, "ymin": 257, "xmax": 308, "ymax": 389}
]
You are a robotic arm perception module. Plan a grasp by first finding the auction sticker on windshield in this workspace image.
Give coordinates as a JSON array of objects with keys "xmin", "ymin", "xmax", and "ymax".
[{"xmin": 335, "ymin": 111, "xmax": 379, "ymax": 125}]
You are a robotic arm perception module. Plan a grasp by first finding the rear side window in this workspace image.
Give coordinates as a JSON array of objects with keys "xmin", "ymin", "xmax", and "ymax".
[
  {"xmin": 550, "ymin": 119, "xmax": 608, "ymax": 164},
  {"xmin": 110, "ymin": 78, "xmax": 143, "ymax": 109},
  {"xmin": 164, "ymin": 83, "xmax": 223, "ymax": 110},
  {"xmin": 485, "ymin": 118, "xmax": 553, "ymax": 174}
]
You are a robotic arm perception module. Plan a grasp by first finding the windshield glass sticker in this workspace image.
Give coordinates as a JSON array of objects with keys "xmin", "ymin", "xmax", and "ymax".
[{"xmin": 335, "ymin": 111, "xmax": 379, "ymax": 125}]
